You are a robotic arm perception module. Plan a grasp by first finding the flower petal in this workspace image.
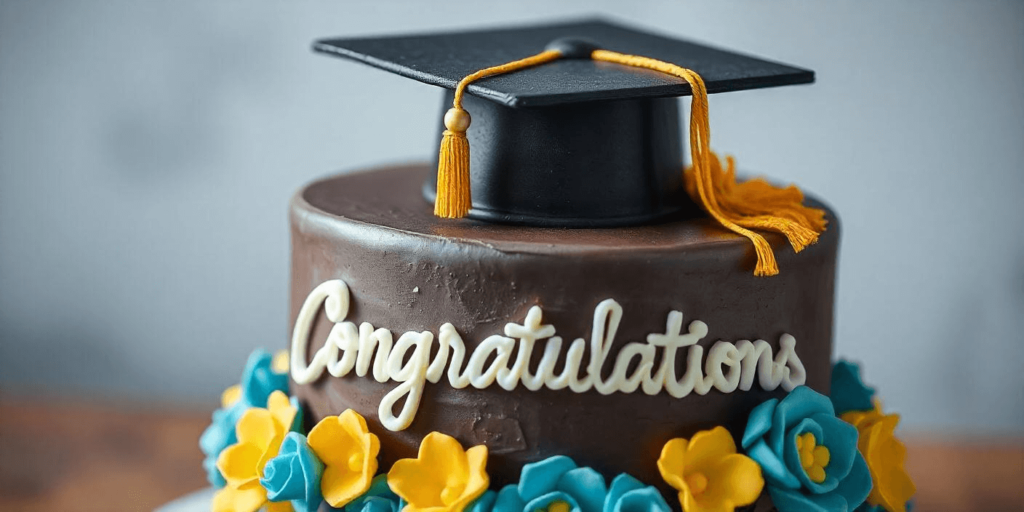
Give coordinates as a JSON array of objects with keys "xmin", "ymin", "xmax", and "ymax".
[
  {"xmin": 312, "ymin": 412, "xmax": 377, "ymax": 507},
  {"xmin": 344, "ymin": 475, "xmax": 401, "ymax": 512},
  {"xmin": 273, "ymin": 350, "xmax": 290, "ymax": 374},
  {"xmin": 205, "ymin": 455, "xmax": 228, "ymax": 488},
  {"xmin": 769, "ymin": 387, "xmax": 835, "ymax": 456},
  {"xmin": 308, "ymin": 415, "xmax": 359, "ymax": 467},
  {"xmin": 218, "ymin": 443, "xmax": 264, "ymax": 488},
  {"xmin": 240, "ymin": 349, "xmax": 288, "ymax": 407},
  {"xmin": 525, "ymin": 491, "xmax": 582, "ymax": 512},
  {"xmin": 829, "ymin": 361, "xmax": 875, "ymax": 415},
  {"xmin": 657, "ymin": 438, "xmax": 689, "ymax": 491},
  {"xmin": 745, "ymin": 439, "xmax": 800, "ymax": 489},
  {"xmin": 556, "ymin": 467, "xmax": 606, "ymax": 512},
  {"xmin": 612, "ymin": 487, "xmax": 672, "ymax": 512},
  {"xmin": 703, "ymin": 453, "xmax": 764, "ymax": 507},
  {"xmin": 388, "ymin": 433, "xmax": 480, "ymax": 511},
  {"xmin": 261, "ymin": 455, "xmax": 300, "ymax": 501},
  {"xmin": 742, "ymin": 398, "xmax": 778, "ymax": 449},
  {"xmin": 222, "ymin": 385, "xmax": 243, "ymax": 408},
  {"xmin": 388, "ymin": 457, "xmax": 444, "ymax": 509},
  {"xmin": 783, "ymin": 418, "xmax": 837, "ymax": 494},
  {"xmin": 323, "ymin": 464, "xmax": 375, "ymax": 508},
  {"xmin": 420, "ymin": 432, "xmax": 470, "ymax": 486},
  {"xmin": 268, "ymin": 391, "xmax": 299, "ymax": 432},
  {"xmin": 339, "ymin": 409, "xmax": 371, "ymax": 438},
  {"xmin": 466, "ymin": 489, "xmax": 498, "ymax": 512},
  {"xmin": 235, "ymin": 409, "xmax": 278, "ymax": 449},
  {"xmin": 267, "ymin": 500, "xmax": 294, "ymax": 512},
  {"xmin": 831, "ymin": 452, "xmax": 872, "ymax": 510},
  {"xmin": 493, "ymin": 484, "xmax": 527, "ymax": 512},
  {"xmin": 212, "ymin": 483, "xmax": 268, "ymax": 512},
  {"xmin": 452, "ymin": 445, "xmax": 491, "ymax": 511},
  {"xmin": 605, "ymin": 474, "xmax": 644, "ymax": 512},
  {"xmin": 767, "ymin": 486, "xmax": 845, "ymax": 512},
  {"xmin": 519, "ymin": 455, "xmax": 577, "ymax": 501},
  {"xmin": 814, "ymin": 413, "xmax": 859, "ymax": 481},
  {"xmin": 685, "ymin": 427, "xmax": 739, "ymax": 473}
]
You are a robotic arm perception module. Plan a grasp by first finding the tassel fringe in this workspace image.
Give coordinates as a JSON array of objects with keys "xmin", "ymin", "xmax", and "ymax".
[
  {"xmin": 592, "ymin": 49, "xmax": 828, "ymax": 276},
  {"xmin": 435, "ymin": 129, "xmax": 472, "ymax": 218}
]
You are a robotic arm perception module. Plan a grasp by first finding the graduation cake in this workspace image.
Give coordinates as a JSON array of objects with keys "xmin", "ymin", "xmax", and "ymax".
[{"xmin": 200, "ymin": 19, "xmax": 915, "ymax": 512}]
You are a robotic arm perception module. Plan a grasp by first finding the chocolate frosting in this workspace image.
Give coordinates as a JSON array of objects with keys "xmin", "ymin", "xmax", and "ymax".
[{"xmin": 289, "ymin": 164, "xmax": 839, "ymax": 498}]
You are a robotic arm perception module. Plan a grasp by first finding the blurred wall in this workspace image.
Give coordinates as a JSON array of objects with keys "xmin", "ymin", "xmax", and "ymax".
[{"xmin": 1, "ymin": 0, "xmax": 1022, "ymax": 434}]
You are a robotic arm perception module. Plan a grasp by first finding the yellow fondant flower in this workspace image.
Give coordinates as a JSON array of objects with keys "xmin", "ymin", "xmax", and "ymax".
[
  {"xmin": 658, "ymin": 426, "xmax": 764, "ymax": 512},
  {"xmin": 842, "ymin": 405, "xmax": 916, "ymax": 512},
  {"xmin": 214, "ymin": 391, "xmax": 298, "ymax": 512},
  {"xmin": 306, "ymin": 409, "xmax": 381, "ymax": 507},
  {"xmin": 221, "ymin": 384, "xmax": 242, "ymax": 408},
  {"xmin": 387, "ymin": 432, "xmax": 489, "ymax": 512},
  {"xmin": 273, "ymin": 349, "xmax": 290, "ymax": 374}
]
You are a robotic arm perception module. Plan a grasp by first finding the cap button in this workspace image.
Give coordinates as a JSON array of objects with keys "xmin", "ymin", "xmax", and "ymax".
[{"xmin": 544, "ymin": 37, "xmax": 600, "ymax": 59}]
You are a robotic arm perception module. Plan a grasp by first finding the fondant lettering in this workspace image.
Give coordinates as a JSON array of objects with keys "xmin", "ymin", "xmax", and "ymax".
[{"xmin": 291, "ymin": 279, "xmax": 807, "ymax": 431}]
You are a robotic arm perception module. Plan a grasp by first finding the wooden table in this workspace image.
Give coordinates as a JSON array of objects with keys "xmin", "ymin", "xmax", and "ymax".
[{"xmin": 1, "ymin": 399, "xmax": 1021, "ymax": 511}]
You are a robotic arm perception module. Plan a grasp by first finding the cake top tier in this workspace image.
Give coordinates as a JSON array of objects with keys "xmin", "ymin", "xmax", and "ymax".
[{"xmin": 312, "ymin": 18, "xmax": 816, "ymax": 228}]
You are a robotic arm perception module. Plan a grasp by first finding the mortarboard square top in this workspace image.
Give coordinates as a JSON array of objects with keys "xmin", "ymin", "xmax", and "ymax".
[
  {"xmin": 312, "ymin": 18, "xmax": 816, "ymax": 230},
  {"xmin": 313, "ymin": 18, "xmax": 814, "ymax": 107}
]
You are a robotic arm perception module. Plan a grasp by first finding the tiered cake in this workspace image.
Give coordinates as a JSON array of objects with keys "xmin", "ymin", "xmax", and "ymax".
[{"xmin": 200, "ymin": 19, "xmax": 915, "ymax": 512}]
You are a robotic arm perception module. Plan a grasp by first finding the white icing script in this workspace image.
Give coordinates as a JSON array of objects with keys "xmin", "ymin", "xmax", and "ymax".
[{"xmin": 291, "ymin": 279, "xmax": 806, "ymax": 432}]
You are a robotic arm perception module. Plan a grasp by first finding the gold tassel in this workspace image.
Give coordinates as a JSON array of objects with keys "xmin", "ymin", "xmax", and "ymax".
[
  {"xmin": 435, "ymin": 108, "xmax": 472, "ymax": 218},
  {"xmin": 434, "ymin": 49, "xmax": 563, "ymax": 219},
  {"xmin": 684, "ymin": 153, "xmax": 827, "ymax": 253},
  {"xmin": 592, "ymin": 49, "xmax": 827, "ymax": 276}
]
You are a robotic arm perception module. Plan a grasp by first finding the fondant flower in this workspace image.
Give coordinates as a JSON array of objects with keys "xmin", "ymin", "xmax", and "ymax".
[
  {"xmin": 345, "ymin": 475, "xmax": 402, "ymax": 512},
  {"xmin": 843, "ymin": 405, "xmax": 916, "ymax": 512},
  {"xmin": 273, "ymin": 349, "xmax": 290, "ymax": 374},
  {"xmin": 200, "ymin": 349, "xmax": 291, "ymax": 487},
  {"xmin": 658, "ymin": 427, "xmax": 764, "ymax": 512},
  {"xmin": 388, "ymin": 432, "xmax": 489, "ymax": 512},
  {"xmin": 307, "ymin": 409, "xmax": 381, "ymax": 507},
  {"xmin": 213, "ymin": 391, "xmax": 301, "ymax": 512},
  {"xmin": 830, "ymin": 361, "xmax": 876, "ymax": 416},
  {"xmin": 470, "ymin": 455, "xmax": 670, "ymax": 512},
  {"xmin": 261, "ymin": 432, "xmax": 325, "ymax": 512},
  {"xmin": 741, "ymin": 386, "xmax": 872, "ymax": 512}
]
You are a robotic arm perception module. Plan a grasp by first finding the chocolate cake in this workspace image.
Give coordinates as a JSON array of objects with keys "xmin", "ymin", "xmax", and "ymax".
[{"xmin": 199, "ymin": 18, "xmax": 915, "ymax": 512}]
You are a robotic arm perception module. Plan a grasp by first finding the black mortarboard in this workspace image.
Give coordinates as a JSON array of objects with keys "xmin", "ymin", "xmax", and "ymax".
[{"xmin": 314, "ymin": 18, "xmax": 823, "ymax": 275}]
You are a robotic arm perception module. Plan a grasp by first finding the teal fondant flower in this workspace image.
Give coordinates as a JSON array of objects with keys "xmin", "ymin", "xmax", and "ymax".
[
  {"xmin": 830, "ymin": 361, "xmax": 876, "ymax": 415},
  {"xmin": 261, "ymin": 432, "xmax": 325, "ymax": 512},
  {"xmin": 345, "ymin": 475, "xmax": 403, "ymax": 512},
  {"xmin": 741, "ymin": 386, "xmax": 872, "ymax": 512},
  {"xmin": 199, "ymin": 349, "xmax": 291, "ymax": 487},
  {"xmin": 469, "ymin": 455, "xmax": 670, "ymax": 512}
]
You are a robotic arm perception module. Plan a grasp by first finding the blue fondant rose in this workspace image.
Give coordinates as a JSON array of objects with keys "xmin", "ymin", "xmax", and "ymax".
[
  {"xmin": 830, "ymin": 361, "xmax": 876, "ymax": 416},
  {"xmin": 470, "ymin": 455, "xmax": 670, "ymax": 512},
  {"xmin": 345, "ymin": 475, "xmax": 403, "ymax": 512},
  {"xmin": 199, "ymin": 349, "xmax": 290, "ymax": 486},
  {"xmin": 261, "ymin": 432, "xmax": 325, "ymax": 512},
  {"xmin": 741, "ymin": 386, "xmax": 872, "ymax": 512}
]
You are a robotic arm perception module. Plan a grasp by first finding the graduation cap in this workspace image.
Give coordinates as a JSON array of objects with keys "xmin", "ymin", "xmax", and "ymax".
[{"xmin": 314, "ymin": 18, "xmax": 826, "ymax": 276}]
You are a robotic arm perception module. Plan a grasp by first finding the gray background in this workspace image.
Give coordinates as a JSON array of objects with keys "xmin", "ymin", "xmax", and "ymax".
[{"xmin": 1, "ymin": 1, "xmax": 1022, "ymax": 434}]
